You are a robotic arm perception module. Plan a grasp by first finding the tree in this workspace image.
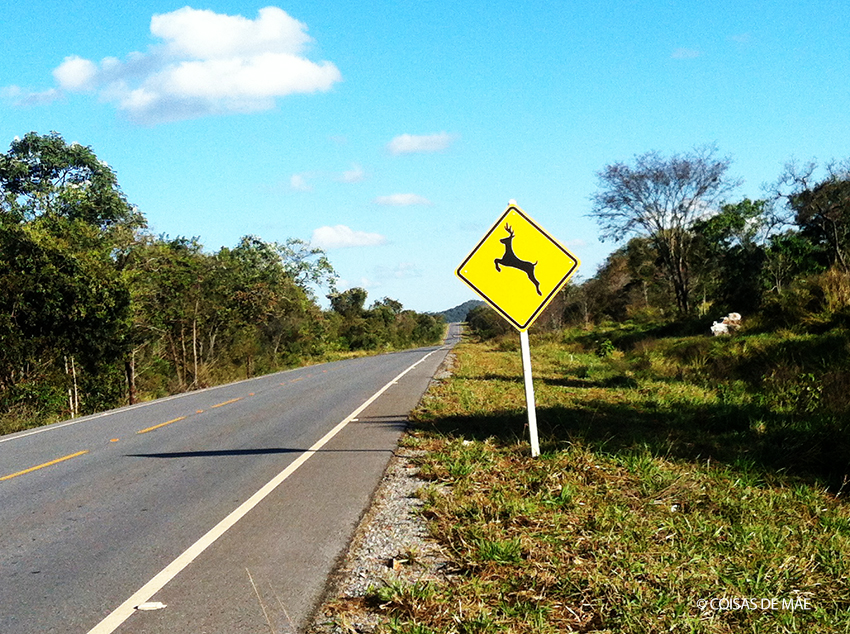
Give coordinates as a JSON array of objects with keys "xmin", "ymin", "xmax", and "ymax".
[
  {"xmin": 329, "ymin": 287, "xmax": 368, "ymax": 318},
  {"xmin": 223, "ymin": 236, "xmax": 315, "ymax": 375},
  {"xmin": 0, "ymin": 131, "xmax": 144, "ymax": 232},
  {"xmin": 762, "ymin": 231, "xmax": 825, "ymax": 295},
  {"xmin": 691, "ymin": 198, "xmax": 769, "ymax": 313},
  {"xmin": 276, "ymin": 237, "xmax": 338, "ymax": 296},
  {"xmin": 0, "ymin": 132, "xmax": 142, "ymax": 415},
  {"xmin": 125, "ymin": 234, "xmax": 320, "ymax": 388},
  {"xmin": 124, "ymin": 236, "xmax": 209, "ymax": 390},
  {"xmin": 781, "ymin": 162, "xmax": 850, "ymax": 272},
  {"xmin": 466, "ymin": 304, "xmax": 511, "ymax": 339},
  {"xmin": 590, "ymin": 145, "xmax": 741, "ymax": 314}
]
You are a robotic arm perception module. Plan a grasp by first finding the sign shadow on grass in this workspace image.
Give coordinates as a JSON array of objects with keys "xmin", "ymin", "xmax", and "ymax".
[{"xmin": 413, "ymin": 398, "xmax": 849, "ymax": 491}]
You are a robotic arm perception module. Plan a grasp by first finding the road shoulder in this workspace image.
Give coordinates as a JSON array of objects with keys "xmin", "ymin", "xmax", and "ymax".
[{"xmin": 307, "ymin": 351, "xmax": 456, "ymax": 634}]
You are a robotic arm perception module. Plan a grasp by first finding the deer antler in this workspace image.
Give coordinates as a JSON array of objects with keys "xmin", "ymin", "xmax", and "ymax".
[{"xmin": 504, "ymin": 223, "xmax": 514, "ymax": 236}]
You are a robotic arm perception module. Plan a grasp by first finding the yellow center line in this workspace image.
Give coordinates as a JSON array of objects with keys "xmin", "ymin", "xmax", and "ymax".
[
  {"xmin": 137, "ymin": 416, "xmax": 187, "ymax": 435},
  {"xmin": 1, "ymin": 450, "xmax": 90, "ymax": 482},
  {"xmin": 210, "ymin": 397, "xmax": 242, "ymax": 409}
]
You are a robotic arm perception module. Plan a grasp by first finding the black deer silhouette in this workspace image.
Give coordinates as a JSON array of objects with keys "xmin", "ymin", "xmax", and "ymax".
[{"xmin": 494, "ymin": 223, "xmax": 541, "ymax": 295}]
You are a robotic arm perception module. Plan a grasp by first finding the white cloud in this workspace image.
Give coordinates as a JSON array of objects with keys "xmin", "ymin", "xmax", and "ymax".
[
  {"xmin": 311, "ymin": 225, "xmax": 386, "ymax": 249},
  {"xmin": 374, "ymin": 193, "xmax": 432, "ymax": 206},
  {"xmin": 6, "ymin": 6, "xmax": 341, "ymax": 124},
  {"xmin": 53, "ymin": 56, "xmax": 98, "ymax": 90},
  {"xmin": 338, "ymin": 163, "xmax": 365, "ymax": 183},
  {"xmin": 151, "ymin": 6, "xmax": 312, "ymax": 59},
  {"xmin": 387, "ymin": 132, "xmax": 455, "ymax": 155},
  {"xmin": 290, "ymin": 173, "xmax": 313, "ymax": 191}
]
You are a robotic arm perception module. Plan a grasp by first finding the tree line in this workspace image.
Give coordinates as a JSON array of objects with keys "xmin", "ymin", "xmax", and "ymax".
[
  {"xmin": 0, "ymin": 132, "xmax": 444, "ymax": 432},
  {"xmin": 470, "ymin": 145, "xmax": 850, "ymax": 335}
]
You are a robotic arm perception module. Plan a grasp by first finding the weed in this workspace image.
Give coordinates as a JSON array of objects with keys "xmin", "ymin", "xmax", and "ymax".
[
  {"xmin": 473, "ymin": 537, "xmax": 523, "ymax": 564},
  {"xmin": 595, "ymin": 338, "xmax": 616, "ymax": 357}
]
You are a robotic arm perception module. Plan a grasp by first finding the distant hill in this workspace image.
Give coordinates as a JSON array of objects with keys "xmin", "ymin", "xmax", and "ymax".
[{"xmin": 435, "ymin": 300, "xmax": 484, "ymax": 323}]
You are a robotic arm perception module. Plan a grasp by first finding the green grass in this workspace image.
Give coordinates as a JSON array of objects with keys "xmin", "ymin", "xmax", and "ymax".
[{"xmin": 368, "ymin": 325, "xmax": 850, "ymax": 633}]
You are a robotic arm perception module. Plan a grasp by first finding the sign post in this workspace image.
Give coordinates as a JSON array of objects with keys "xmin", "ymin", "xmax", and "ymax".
[
  {"xmin": 456, "ymin": 201, "xmax": 580, "ymax": 457},
  {"xmin": 519, "ymin": 329, "xmax": 539, "ymax": 456}
]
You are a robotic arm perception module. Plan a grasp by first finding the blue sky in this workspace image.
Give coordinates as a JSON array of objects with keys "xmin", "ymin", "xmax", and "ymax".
[{"xmin": 2, "ymin": 1, "xmax": 849, "ymax": 313}]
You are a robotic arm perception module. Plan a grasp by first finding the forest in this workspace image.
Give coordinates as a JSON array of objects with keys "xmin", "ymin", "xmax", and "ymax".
[{"xmin": 0, "ymin": 132, "xmax": 445, "ymax": 434}]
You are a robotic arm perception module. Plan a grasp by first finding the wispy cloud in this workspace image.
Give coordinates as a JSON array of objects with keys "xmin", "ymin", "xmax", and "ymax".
[
  {"xmin": 374, "ymin": 262, "xmax": 422, "ymax": 280},
  {"xmin": 338, "ymin": 163, "xmax": 365, "ymax": 183},
  {"xmin": 311, "ymin": 225, "xmax": 386, "ymax": 249},
  {"xmin": 4, "ymin": 6, "xmax": 341, "ymax": 124},
  {"xmin": 290, "ymin": 173, "xmax": 313, "ymax": 192},
  {"xmin": 336, "ymin": 277, "xmax": 381, "ymax": 291},
  {"xmin": 387, "ymin": 132, "xmax": 455, "ymax": 155},
  {"xmin": 563, "ymin": 238, "xmax": 587, "ymax": 248},
  {"xmin": 1, "ymin": 85, "xmax": 61, "ymax": 106},
  {"xmin": 671, "ymin": 48, "xmax": 701, "ymax": 59},
  {"xmin": 374, "ymin": 193, "xmax": 432, "ymax": 206}
]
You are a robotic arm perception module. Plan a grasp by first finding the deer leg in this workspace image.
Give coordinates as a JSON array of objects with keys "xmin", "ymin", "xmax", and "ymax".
[
  {"xmin": 527, "ymin": 265, "xmax": 542, "ymax": 295},
  {"xmin": 494, "ymin": 258, "xmax": 502, "ymax": 272}
]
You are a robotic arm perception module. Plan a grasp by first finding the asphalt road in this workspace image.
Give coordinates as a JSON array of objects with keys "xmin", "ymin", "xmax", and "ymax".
[{"xmin": 0, "ymin": 323, "xmax": 461, "ymax": 634}]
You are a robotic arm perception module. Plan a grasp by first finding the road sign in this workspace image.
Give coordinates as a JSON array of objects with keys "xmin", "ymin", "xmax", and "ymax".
[{"xmin": 456, "ymin": 203, "xmax": 580, "ymax": 331}]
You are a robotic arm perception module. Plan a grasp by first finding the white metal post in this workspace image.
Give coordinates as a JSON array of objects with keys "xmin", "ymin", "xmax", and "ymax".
[{"xmin": 519, "ymin": 329, "xmax": 540, "ymax": 457}]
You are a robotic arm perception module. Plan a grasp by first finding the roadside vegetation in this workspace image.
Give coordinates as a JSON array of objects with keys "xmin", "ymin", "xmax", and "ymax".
[
  {"xmin": 354, "ymin": 146, "xmax": 850, "ymax": 632},
  {"xmin": 0, "ymin": 132, "xmax": 444, "ymax": 435},
  {"xmin": 367, "ymin": 326, "xmax": 850, "ymax": 633}
]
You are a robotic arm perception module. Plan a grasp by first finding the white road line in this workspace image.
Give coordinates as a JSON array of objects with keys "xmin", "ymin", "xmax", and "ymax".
[{"xmin": 86, "ymin": 347, "xmax": 440, "ymax": 634}]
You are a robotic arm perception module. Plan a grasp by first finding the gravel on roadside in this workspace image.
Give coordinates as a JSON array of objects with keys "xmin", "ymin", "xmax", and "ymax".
[{"xmin": 306, "ymin": 353, "xmax": 455, "ymax": 634}]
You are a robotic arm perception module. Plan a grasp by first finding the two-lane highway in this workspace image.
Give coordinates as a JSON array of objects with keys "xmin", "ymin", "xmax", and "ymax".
[{"xmin": 0, "ymin": 324, "xmax": 461, "ymax": 633}]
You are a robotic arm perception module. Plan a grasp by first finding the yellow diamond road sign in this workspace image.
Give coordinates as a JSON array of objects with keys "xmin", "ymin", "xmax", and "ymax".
[{"xmin": 456, "ymin": 204, "xmax": 580, "ymax": 331}]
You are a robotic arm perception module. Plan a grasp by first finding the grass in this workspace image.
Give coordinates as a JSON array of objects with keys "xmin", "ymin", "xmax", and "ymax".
[{"xmin": 365, "ymin": 325, "xmax": 850, "ymax": 633}]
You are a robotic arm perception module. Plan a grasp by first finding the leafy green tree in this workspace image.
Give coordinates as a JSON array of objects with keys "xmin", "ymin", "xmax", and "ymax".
[
  {"xmin": 276, "ymin": 237, "xmax": 338, "ymax": 296},
  {"xmin": 125, "ymin": 234, "xmax": 317, "ymax": 387},
  {"xmin": 412, "ymin": 312, "xmax": 444, "ymax": 344},
  {"xmin": 566, "ymin": 238, "xmax": 668, "ymax": 325},
  {"xmin": 590, "ymin": 145, "xmax": 741, "ymax": 314},
  {"xmin": 0, "ymin": 221, "xmax": 125, "ymax": 380},
  {"xmin": 222, "ymin": 236, "xmax": 316, "ymax": 375},
  {"xmin": 467, "ymin": 304, "xmax": 511, "ymax": 339},
  {"xmin": 329, "ymin": 287, "xmax": 368, "ymax": 317},
  {"xmin": 371, "ymin": 297, "xmax": 404, "ymax": 315},
  {"xmin": 763, "ymin": 231, "xmax": 826, "ymax": 294},
  {"xmin": 124, "ymin": 236, "xmax": 209, "ymax": 390},
  {"xmin": 691, "ymin": 198, "xmax": 769, "ymax": 313},
  {"xmin": 0, "ymin": 131, "xmax": 144, "ymax": 231},
  {"xmin": 787, "ymin": 166, "xmax": 850, "ymax": 272},
  {"xmin": 0, "ymin": 132, "xmax": 141, "ymax": 416}
]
